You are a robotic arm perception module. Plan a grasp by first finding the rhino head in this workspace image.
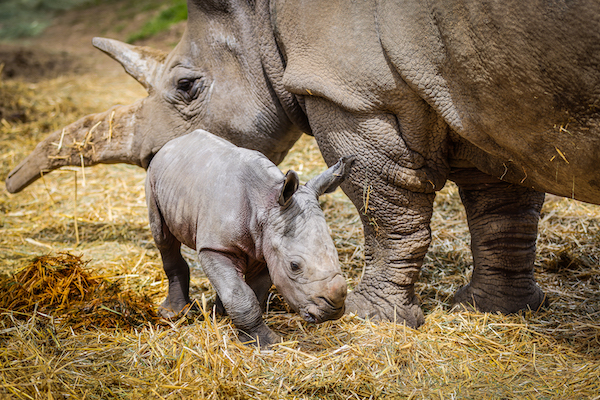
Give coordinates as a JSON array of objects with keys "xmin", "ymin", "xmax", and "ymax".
[
  {"xmin": 264, "ymin": 156, "xmax": 355, "ymax": 323},
  {"xmin": 5, "ymin": 0, "xmax": 309, "ymax": 193}
]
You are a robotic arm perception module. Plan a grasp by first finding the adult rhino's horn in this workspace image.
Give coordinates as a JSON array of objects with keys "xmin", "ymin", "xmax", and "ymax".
[
  {"xmin": 92, "ymin": 37, "xmax": 167, "ymax": 91},
  {"xmin": 5, "ymin": 100, "xmax": 144, "ymax": 193}
]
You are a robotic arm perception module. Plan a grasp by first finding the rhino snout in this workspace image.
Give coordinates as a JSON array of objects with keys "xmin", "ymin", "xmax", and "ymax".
[
  {"xmin": 327, "ymin": 274, "xmax": 348, "ymax": 305},
  {"xmin": 302, "ymin": 274, "xmax": 347, "ymax": 323}
]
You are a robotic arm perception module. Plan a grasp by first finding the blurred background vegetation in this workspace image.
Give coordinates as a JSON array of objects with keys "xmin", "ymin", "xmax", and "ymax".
[{"xmin": 0, "ymin": 0, "xmax": 187, "ymax": 42}]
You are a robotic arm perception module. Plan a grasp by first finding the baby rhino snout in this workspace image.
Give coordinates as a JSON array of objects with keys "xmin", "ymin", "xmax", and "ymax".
[
  {"xmin": 327, "ymin": 274, "xmax": 347, "ymax": 307},
  {"xmin": 306, "ymin": 274, "xmax": 347, "ymax": 323}
]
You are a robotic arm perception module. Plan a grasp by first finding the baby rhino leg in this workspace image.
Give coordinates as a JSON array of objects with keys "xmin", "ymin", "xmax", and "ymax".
[
  {"xmin": 214, "ymin": 265, "xmax": 272, "ymax": 315},
  {"xmin": 199, "ymin": 251, "xmax": 280, "ymax": 347},
  {"xmin": 147, "ymin": 191, "xmax": 191, "ymax": 318}
]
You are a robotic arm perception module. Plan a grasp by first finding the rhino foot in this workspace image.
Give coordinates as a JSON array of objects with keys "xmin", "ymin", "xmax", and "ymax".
[
  {"xmin": 238, "ymin": 324, "xmax": 281, "ymax": 348},
  {"xmin": 452, "ymin": 281, "xmax": 548, "ymax": 314},
  {"xmin": 345, "ymin": 289, "xmax": 424, "ymax": 328},
  {"xmin": 158, "ymin": 298, "xmax": 198, "ymax": 319}
]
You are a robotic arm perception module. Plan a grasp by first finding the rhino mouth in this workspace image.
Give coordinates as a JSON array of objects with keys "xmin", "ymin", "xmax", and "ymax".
[{"xmin": 301, "ymin": 300, "xmax": 345, "ymax": 324}]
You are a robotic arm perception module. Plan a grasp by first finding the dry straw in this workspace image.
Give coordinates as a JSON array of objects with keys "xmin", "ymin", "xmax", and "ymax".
[{"xmin": 1, "ymin": 55, "xmax": 599, "ymax": 399}]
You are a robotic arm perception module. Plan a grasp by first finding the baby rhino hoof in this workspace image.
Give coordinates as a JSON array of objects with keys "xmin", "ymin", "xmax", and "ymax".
[
  {"xmin": 238, "ymin": 325, "xmax": 281, "ymax": 348},
  {"xmin": 158, "ymin": 299, "xmax": 197, "ymax": 319}
]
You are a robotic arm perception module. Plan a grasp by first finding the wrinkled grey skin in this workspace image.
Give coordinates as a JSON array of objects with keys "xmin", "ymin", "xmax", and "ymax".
[
  {"xmin": 146, "ymin": 129, "xmax": 351, "ymax": 346},
  {"xmin": 6, "ymin": 0, "xmax": 600, "ymax": 327}
]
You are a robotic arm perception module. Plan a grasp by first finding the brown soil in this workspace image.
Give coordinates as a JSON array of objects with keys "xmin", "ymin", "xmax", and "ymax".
[
  {"xmin": 0, "ymin": 45, "xmax": 84, "ymax": 82},
  {"xmin": 0, "ymin": 1, "xmax": 185, "ymax": 82}
]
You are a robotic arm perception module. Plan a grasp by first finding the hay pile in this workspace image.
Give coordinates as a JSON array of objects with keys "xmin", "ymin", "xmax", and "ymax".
[
  {"xmin": 1, "ymin": 47, "xmax": 599, "ymax": 399},
  {"xmin": 0, "ymin": 253, "xmax": 159, "ymax": 330}
]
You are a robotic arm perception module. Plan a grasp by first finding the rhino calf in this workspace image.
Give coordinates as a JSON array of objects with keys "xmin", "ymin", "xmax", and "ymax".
[{"xmin": 146, "ymin": 129, "xmax": 352, "ymax": 346}]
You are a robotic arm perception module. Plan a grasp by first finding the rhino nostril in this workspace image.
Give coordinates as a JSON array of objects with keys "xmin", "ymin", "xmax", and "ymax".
[
  {"xmin": 303, "ymin": 311, "xmax": 317, "ymax": 323},
  {"xmin": 319, "ymin": 296, "xmax": 336, "ymax": 308}
]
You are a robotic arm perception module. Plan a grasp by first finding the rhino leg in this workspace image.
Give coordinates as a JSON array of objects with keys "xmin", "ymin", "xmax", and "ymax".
[
  {"xmin": 146, "ymin": 186, "xmax": 191, "ymax": 318},
  {"xmin": 157, "ymin": 242, "xmax": 192, "ymax": 318},
  {"xmin": 214, "ymin": 264, "xmax": 272, "ymax": 315},
  {"xmin": 304, "ymin": 97, "xmax": 449, "ymax": 328},
  {"xmin": 198, "ymin": 251, "xmax": 280, "ymax": 347},
  {"xmin": 451, "ymin": 169, "xmax": 547, "ymax": 313},
  {"xmin": 245, "ymin": 266, "xmax": 273, "ymax": 312}
]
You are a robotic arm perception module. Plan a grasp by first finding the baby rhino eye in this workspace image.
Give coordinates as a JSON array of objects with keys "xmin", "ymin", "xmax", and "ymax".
[{"xmin": 290, "ymin": 261, "xmax": 302, "ymax": 273}]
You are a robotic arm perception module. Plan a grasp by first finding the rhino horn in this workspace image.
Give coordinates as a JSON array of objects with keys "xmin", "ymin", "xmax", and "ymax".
[
  {"xmin": 306, "ymin": 156, "xmax": 356, "ymax": 197},
  {"xmin": 92, "ymin": 37, "xmax": 167, "ymax": 91},
  {"xmin": 5, "ymin": 100, "xmax": 145, "ymax": 193}
]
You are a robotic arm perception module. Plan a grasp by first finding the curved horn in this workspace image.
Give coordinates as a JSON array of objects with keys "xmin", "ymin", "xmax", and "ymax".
[
  {"xmin": 92, "ymin": 37, "xmax": 167, "ymax": 91},
  {"xmin": 5, "ymin": 100, "xmax": 145, "ymax": 193}
]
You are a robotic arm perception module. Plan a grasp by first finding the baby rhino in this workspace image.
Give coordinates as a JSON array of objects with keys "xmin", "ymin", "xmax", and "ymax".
[{"xmin": 146, "ymin": 129, "xmax": 353, "ymax": 346}]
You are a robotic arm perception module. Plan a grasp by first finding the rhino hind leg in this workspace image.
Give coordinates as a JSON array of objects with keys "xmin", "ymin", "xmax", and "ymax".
[
  {"xmin": 146, "ymin": 189, "xmax": 192, "ymax": 318},
  {"xmin": 451, "ymin": 169, "xmax": 547, "ymax": 314},
  {"xmin": 156, "ymin": 242, "xmax": 193, "ymax": 319}
]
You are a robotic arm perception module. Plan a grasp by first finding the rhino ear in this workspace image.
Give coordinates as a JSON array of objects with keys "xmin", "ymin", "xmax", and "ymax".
[
  {"xmin": 278, "ymin": 170, "xmax": 300, "ymax": 206},
  {"xmin": 306, "ymin": 156, "xmax": 356, "ymax": 197},
  {"xmin": 92, "ymin": 37, "xmax": 167, "ymax": 91}
]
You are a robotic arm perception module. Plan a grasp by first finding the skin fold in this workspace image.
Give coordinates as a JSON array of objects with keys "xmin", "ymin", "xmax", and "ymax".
[{"xmin": 6, "ymin": 0, "xmax": 600, "ymax": 327}]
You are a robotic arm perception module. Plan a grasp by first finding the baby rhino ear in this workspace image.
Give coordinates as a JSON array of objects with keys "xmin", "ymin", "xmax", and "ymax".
[
  {"xmin": 306, "ymin": 155, "xmax": 355, "ymax": 197},
  {"xmin": 278, "ymin": 170, "xmax": 300, "ymax": 206}
]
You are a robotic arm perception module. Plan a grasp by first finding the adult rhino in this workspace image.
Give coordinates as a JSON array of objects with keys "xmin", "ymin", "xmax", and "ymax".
[{"xmin": 6, "ymin": 0, "xmax": 600, "ymax": 327}]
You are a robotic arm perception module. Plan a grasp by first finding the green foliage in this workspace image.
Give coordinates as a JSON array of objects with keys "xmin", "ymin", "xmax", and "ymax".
[
  {"xmin": 0, "ymin": 0, "xmax": 183, "ymax": 41},
  {"xmin": 127, "ymin": 0, "xmax": 188, "ymax": 43},
  {"xmin": 0, "ymin": 0, "xmax": 97, "ymax": 39}
]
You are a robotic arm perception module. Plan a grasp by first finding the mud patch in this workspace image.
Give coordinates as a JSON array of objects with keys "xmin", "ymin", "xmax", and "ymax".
[{"xmin": 0, "ymin": 44, "xmax": 84, "ymax": 82}]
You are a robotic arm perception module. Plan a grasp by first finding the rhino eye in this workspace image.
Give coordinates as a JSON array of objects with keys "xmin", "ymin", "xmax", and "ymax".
[
  {"xmin": 290, "ymin": 262, "xmax": 302, "ymax": 273},
  {"xmin": 177, "ymin": 78, "xmax": 194, "ymax": 92},
  {"xmin": 176, "ymin": 77, "xmax": 204, "ymax": 101}
]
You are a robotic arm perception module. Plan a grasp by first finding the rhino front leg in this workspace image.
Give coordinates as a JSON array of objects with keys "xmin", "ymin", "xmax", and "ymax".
[
  {"xmin": 198, "ymin": 251, "xmax": 280, "ymax": 347},
  {"xmin": 214, "ymin": 265, "xmax": 272, "ymax": 315},
  {"xmin": 246, "ymin": 266, "xmax": 273, "ymax": 312},
  {"xmin": 451, "ymin": 168, "xmax": 547, "ymax": 313},
  {"xmin": 305, "ymin": 97, "xmax": 449, "ymax": 328}
]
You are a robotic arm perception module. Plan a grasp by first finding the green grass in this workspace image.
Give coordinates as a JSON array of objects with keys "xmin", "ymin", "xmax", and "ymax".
[
  {"xmin": 0, "ymin": 0, "xmax": 97, "ymax": 39},
  {"xmin": 127, "ymin": 0, "xmax": 188, "ymax": 43},
  {"xmin": 0, "ymin": 0, "xmax": 183, "ymax": 42}
]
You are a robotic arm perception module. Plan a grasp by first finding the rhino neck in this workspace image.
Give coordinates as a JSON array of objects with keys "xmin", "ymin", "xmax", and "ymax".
[{"xmin": 256, "ymin": 0, "xmax": 312, "ymax": 136}]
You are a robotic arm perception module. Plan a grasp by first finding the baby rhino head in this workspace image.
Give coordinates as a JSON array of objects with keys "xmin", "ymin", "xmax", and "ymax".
[{"xmin": 264, "ymin": 156, "xmax": 354, "ymax": 324}]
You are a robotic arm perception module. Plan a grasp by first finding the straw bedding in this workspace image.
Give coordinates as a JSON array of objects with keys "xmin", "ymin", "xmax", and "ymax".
[{"xmin": 1, "ymin": 57, "xmax": 599, "ymax": 399}]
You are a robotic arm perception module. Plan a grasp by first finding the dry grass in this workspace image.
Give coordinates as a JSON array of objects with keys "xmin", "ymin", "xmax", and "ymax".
[{"xmin": 1, "ymin": 57, "xmax": 599, "ymax": 399}]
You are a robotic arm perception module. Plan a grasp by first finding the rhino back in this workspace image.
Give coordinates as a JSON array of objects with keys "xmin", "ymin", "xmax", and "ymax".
[
  {"xmin": 378, "ymin": 0, "xmax": 600, "ymax": 202},
  {"xmin": 275, "ymin": 0, "xmax": 600, "ymax": 203},
  {"xmin": 147, "ymin": 130, "xmax": 282, "ymax": 256}
]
